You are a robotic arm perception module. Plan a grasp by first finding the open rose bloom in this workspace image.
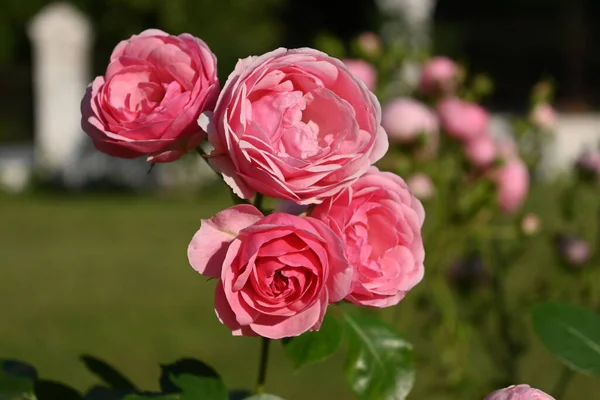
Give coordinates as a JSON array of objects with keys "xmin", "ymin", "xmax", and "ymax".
[
  {"xmin": 484, "ymin": 384, "xmax": 555, "ymax": 400},
  {"xmin": 311, "ymin": 167, "xmax": 425, "ymax": 307},
  {"xmin": 202, "ymin": 47, "xmax": 388, "ymax": 205},
  {"xmin": 188, "ymin": 205, "xmax": 352, "ymax": 339},
  {"xmin": 81, "ymin": 29, "xmax": 219, "ymax": 162}
]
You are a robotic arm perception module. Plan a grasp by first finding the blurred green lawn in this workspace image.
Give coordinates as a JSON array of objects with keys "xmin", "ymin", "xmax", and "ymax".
[
  {"xmin": 0, "ymin": 184, "xmax": 351, "ymax": 399},
  {"xmin": 1, "ymin": 181, "xmax": 599, "ymax": 399}
]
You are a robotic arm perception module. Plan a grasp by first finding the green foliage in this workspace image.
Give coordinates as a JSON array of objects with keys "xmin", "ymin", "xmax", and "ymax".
[
  {"xmin": 313, "ymin": 33, "xmax": 346, "ymax": 59},
  {"xmin": 282, "ymin": 313, "xmax": 342, "ymax": 370},
  {"xmin": 169, "ymin": 374, "xmax": 228, "ymax": 400},
  {"xmin": 343, "ymin": 311, "xmax": 415, "ymax": 400},
  {"xmin": 159, "ymin": 358, "xmax": 219, "ymax": 393},
  {"xmin": 34, "ymin": 380, "xmax": 83, "ymax": 400},
  {"xmin": 243, "ymin": 395, "xmax": 286, "ymax": 400},
  {"xmin": 80, "ymin": 355, "xmax": 136, "ymax": 390},
  {"xmin": 532, "ymin": 302, "xmax": 600, "ymax": 376},
  {"xmin": 0, "ymin": 360, "xmax": 36, "ymax": 400}
]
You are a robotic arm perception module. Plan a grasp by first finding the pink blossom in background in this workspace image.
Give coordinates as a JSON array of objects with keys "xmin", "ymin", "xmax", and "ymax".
[
  {"xmin": 310, "ymin": 167, "xmax": 425, "ymax": 308},
  {"xmin": 419, "ymin": 56, "xmax": 459, "ymax": 95},
  {"xmin": 557, "ymin": 235, "xmax": 591, "ymax": 266},
  {"xmin": 484, "ymin": 384, "xmax": 555, "ymax": 400},
  {"xmin": 530, "ymin": 103, "xmax": 557, "ymax": 131},
  {"xmin": 187, "ymin": 204, "xmax": 352, "ymax": 339},
  {"xmin": 494, "ymin": 158, "xmax": 529, "ymax": 214},
  {"xmin": 406, "ymin": 173, "xmax": 435, "ymax": 200},
  {"xmin": 496, "ymin": 138, "xmax": 519, "ymax": 162},
  {"xmin": 81, "ymin": 29, "xmax": 219, "ymax": 163},
  {"xmin": 464, "ymin": 134, "xmax": 497, "ymax": 168},
  {"xmin": 357, "ymin": 32, "xmax": 382, "ymax": 57},
  {"xmin": 575, "ymin": 149, "xmax": 600, "ymax": 179},
  {"xmin": 521, "ymin": 213, "xmax": 541, "ymax": 236},
  {"xmin": 342, "ymin": 59, "xmax": 378, "ymax": 91},
  {"xmin": 203, "ymin": 48, "xmax": 388, "ymax": 205},
  {"xmin": 437, "ymin": 98, "xmax": 489, "ymax": 141},
  {"xmin": 382, "ymin": 98, "xmax": 438, "ymax": 143}
]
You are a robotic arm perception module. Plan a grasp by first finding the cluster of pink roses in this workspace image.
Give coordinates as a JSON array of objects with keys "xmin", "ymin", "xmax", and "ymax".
[
  {"xmin": 81, "ymin": 29, "xmax": 425, "ymax": 339},
  {"xmin": 370, "ymin": 56, "xmax": 532, "ymax": 214}
]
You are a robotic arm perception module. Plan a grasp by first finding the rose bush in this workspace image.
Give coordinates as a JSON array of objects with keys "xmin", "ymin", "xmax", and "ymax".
[
  {"xmin": 81, "ymin": 29, "xmax": 219, "ymax": 162},
  {"xmin": 202, "ymin": 47, "xmax": 388, "ymax": 204}
]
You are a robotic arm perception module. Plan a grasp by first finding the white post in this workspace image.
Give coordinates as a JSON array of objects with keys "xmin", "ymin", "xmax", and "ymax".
[
  {"xmin": 27, "ymin": 3, "xmax": 92, "ymax": 178},
  {"xmin": 376, "ymin": 0, "xmax": 437, "ymax": 55}
]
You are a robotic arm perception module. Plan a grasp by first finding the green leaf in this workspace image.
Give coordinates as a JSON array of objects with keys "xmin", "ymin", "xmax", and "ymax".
[
  {"xmin": 342, "ymin": 311, "xmax": 415, "ymax": 400},
  {"xmin": 282, "ymin": 313, "xmax": 342, "ymax": 369},
  {"xmin": 159, "ymin": 359, "xmax": 219, "ymax": 393},
  {"xmin": 243, "ymin": 395, "xmax": 286, "ymax": 400},
  {"xmin": 80, "ymin": 355, "xmax": 136, "ymax": 390},
  {"xmin": 34, "ymin": 380, "xmax": 82, "ymax": 400},
  {"xmin": 170, "ymin": 374, "xmax": 227, "ymax": 400},
  {"xmin": 531, "ymin": 301, "xmax": 600, "ymax": 376},
  {"xmin": 83, "ymin": 386, "xmax": 137, "ymax": 400},
  {"xmin": 0, "ymin": 371, "xmax": 34, "ymax": 399},
  {"xmin": 0, "ymin": 360, "xmax": 37, "ymax": 400}
]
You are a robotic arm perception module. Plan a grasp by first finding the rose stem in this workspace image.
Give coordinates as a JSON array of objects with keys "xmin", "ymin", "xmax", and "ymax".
[
  {"xmin": 255, "ymin": 337, "xmax": 271, "ymax": 393},
  {"xmin": 195, "ymin": 146, "xmax": 250, "ymax": 205},
  {"xmin": 253, "ymin": 192, "xmax": 264, "ymax": 212}
]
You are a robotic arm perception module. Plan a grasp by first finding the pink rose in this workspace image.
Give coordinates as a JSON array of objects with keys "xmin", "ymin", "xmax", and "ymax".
[
  {"xmin": 342, "ymin": 59, "xmax": 377, "ymax": 91},
  {"xmin": 382, "ymin": 98, "xmax": 438, "ymax": 143},
  {"xmin": 464, "ymin": 134, "xmax": 497, "ymax": 168},
  {"xmin": 81, "ymin": 29, "xmax": 219, "ymax": 163},
  {"xmin": 406, "ymin": 173, "xmax": 435, "ymax": 200},
  {"xmin": 204, "ymin": 48, "xmax": 388, "ymax": 205},
  {"xmin": 187, "ymin": 204, "xmax": 352, "ymax": 339},
  {"xmin": 484, "ymin": 384, "xmax": 555, "ymax": 400},
  {"xmin": 438, "ymin": 98, "xmax": 489, "ymax": 141},
  {"xmin": 494, "ymin": 158, "xmax": 529, "ymax": 214},
  {"xmin": 557, "ymin": 235, "xmax": 591, "ymax": 266},
  {"xmin": 419, "ymin": 56, "xmax": 459, "ymax": 95},
  {"xmin": 530, "ymin": 103, "xmax": 557, "ymax": 131},
  {"xmin": 310, "ymin": 167, "xmax": 425, "ymax": 307}
]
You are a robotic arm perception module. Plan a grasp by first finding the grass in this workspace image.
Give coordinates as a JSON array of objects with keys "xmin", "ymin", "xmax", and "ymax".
[
  {"xmin": 0, "ymin": 186, "xmax": 350, "ymax": 399},
  {"xmin": 0, "ymin": 180, "xmax": 599, "ymax": 399}
]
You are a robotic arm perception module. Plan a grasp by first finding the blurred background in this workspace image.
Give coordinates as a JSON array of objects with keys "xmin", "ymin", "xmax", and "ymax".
[{"xmin": 0, "ymin": 0, "xmax": 599, "ymax": 399}]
